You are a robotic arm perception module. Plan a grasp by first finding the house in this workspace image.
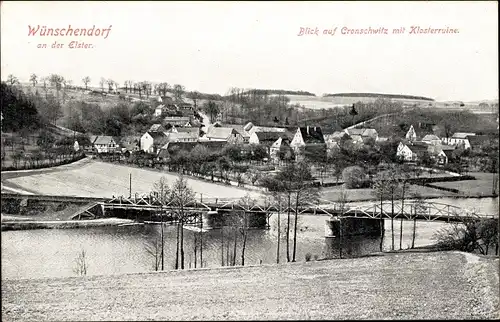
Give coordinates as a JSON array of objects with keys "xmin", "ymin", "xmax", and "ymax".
[
  {"xmin": 213, "ymin": 123, "xmax": 251, "ymax": 143},
  {"xmin": 441, "ymin": 145, "xmax": 457, "ymax": 163},
  {"xmin": 140, "ymin": 131, "xmax": 169, "ymax": 154},
  {"xmin": 467, "ymin": 135, "xmax": 491, "ymax": 152},
  {"xmin": 120, "ymin": 136, "xmax": 141, "ymax": 154},
  {"xmin": 346, "ymin": 128, "xmax": 379, "ymax": 142},
  {"xmin": 396, "ymin": 142, "xmax": 428, "ymax": 162},
  {"xmin": 445, "ymin": 132, "xmax": 476, "ymax": 149},
  {"xmin": 148, "ymin": 124, "xmax": 166, "ymax": 133},
  {"xmin": 269, "ymin": 136, "xmax": 293, "ymax": 162},
  {"xmin": 178, "ymin": 102, "xmax": 193, "ymax": 110},
  {"xmin": 397, "ymin": 141, "xmax": 450, "ymax": 164},
  {"xmin": 248, "ymin": 131, "xmax": 290, "ymax": 160},
  {"xmin": 427, "ymin": 145, "xmax": 449, "ymax": 165},
  {"xmin": 204, "ymin": 127, "xmax": 244, "ymax": 144},
  {"xmin": 93, "ymin": 136, "xmax": 120, "ymax": 153},
  {"xmin": 324, "ymin": 130, "xmax": 349, "ymax": 143},
  {"xmin": 405, "ymin": 125, "xmax": 417, "ymax": 142},
  {"xmin": 84, "ymin": 135, "xmax": 99, "ymax": 152},
  {"xmin": 243, "ymin": 122, "xmax": 287, "ymax": 136},
  {"xmin": 165, "ymin": 131, "xmax": 199, "ymax": 143},
  {"xmin": 290, "ymin": 126, "xmax": 326, "ymax": 161},
  {"xmin": 171, "ymin": 126, "xmax": 200, "ymax": 136},
  {"xmin": 163, "ymin": 116, "xmax": 191, "ymax": 127},
  {"xmin": 421, "ymin": 134, "xmax": 442, "ymax": 145},
  {"xmin": 248, "ymin": 131, "xmax": 284, "ymax": 146},
  {"xmin": 154, "ymin": 105, "xmax": 166, "ymax": 117}
]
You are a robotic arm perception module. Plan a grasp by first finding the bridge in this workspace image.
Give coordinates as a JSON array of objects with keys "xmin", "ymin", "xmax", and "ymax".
[{"xmin": 1, "ymin": 192, "xmax": 496, "ymax": 223}]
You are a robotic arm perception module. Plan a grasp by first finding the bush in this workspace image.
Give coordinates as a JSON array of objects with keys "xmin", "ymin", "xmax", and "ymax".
[
  {"xmin": 305, "ymin": 252, "xmax": 312, "ymax": 262},
  {"xmin": 433, "ymin": 218, "xmax": 499, "ymax": 255},
  {"xmin": 342, "ymin": 166, "xmax": 369, "ymax": 189}
]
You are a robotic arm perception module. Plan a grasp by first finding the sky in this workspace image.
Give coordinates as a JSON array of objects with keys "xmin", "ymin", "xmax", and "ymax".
[{"xmin": 1, "ymin": 1, "xmax": 498, "ymax": 102}]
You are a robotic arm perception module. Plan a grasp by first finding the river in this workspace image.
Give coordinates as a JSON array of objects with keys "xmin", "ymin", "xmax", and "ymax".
[{"xmin": 2, "ymin": 197, "xmax": 497, "ymax": 280}]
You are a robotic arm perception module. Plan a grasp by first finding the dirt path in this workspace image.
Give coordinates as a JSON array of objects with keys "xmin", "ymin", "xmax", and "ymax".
[{"xmin": 2, "ymin": 251, "xmax": 498, "ymax": 320}]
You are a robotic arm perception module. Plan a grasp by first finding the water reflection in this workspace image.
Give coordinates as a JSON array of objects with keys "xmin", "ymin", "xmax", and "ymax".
[{"xmin": 1, "ymin": 214, "xmax": 454, "ymax": 280}]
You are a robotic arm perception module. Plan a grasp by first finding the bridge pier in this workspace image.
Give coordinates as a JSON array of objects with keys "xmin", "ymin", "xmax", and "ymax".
[
  {"xmin": 202, "ymin": 211, "xmax": 223, "ymax": 229},
  {"xmin": 202, "ymin": 210, "xmax": 269, "ymax": 230},
  {"xmin": 325, "ymin": 217, "xmax": 382, "ymax": 238}
]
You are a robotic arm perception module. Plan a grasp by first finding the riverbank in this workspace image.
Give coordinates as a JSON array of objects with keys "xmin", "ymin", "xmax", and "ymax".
[
  {"xmin": 322, "ymin": 172, "xmax": 499, "ymax": 202},
  {"xmin": 1, "ymin": 215, "xmax": 134, "ymax": 231},
  {"xmin": 2, "ymin": 251, "xmax": 498, "ymax": 320}
]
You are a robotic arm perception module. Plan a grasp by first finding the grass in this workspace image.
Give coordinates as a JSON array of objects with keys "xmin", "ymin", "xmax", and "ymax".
[
  {"xmin": 2, "ymin": 251, "xmax": 498, "ymax": 320},
  {"xmin": 321, "ymin": 183, "xmax": 457, "ymax": 202},
  {"xmin": 1, "ymin": 217, "xmax": 133, "ymax": 231},
  {"xmin": 3, "ymin": 160, "xmax": 263, "ymax": 200},
  {"xmin": 429, "ymin": 172, "xmax": 498, "ymax": 196}
]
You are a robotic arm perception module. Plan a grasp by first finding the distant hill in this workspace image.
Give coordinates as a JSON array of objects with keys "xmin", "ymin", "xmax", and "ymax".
[
  {"xmin": 323, "ymin": 93, "xmax": 434, "ymax": 101},
  {"xmin": 235, "ymin": 89, "xmax": 316, "ymax": 97}
]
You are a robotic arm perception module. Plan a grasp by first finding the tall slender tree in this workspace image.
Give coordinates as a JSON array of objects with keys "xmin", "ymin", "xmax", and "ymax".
[{"xmin": 170, "ymin": 175, "xmax": 195, "ymax": 269}]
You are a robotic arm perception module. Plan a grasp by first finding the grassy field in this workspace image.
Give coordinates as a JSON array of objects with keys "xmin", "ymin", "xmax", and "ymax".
[
  {"xmin": 2, "ymin": 160, "xmax": 263, "ymax": 200},
  {"xmin": 321, "ymin": 183, "xmax": 458, "ymax": 202},
  {"xmin": 2, "ymin": 251, "xmax": 498, "ymax": 320},
  {"xmin": 430, "ymin": 172, "xmax": 499, "ymax": 196}
]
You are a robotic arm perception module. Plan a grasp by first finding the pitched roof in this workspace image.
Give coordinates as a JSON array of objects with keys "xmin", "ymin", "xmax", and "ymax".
[
  {"xmin": 147, "ymin": 131, "xmax": 168, "ymax": 140},
  {"xmin": 206, "ymin": 127, "xmax": 238, "ymax": 140},
  {"xmin": 467, "ymin": 135, "xmax": 490, "ymax": 147},
  {"xmin": 406, "ymin": 142, "xmax": 429, "ymax": 154},
  {"xmin": 440, "ymin": 144, "xmax": 456, "ymax": 151},
  {"xmin": 347, "ymin": 128, "xmax": 377, "ymax": 137},
  {"xmin": 298, "ymin": 126, "xmax": 325, "ymax": 144},
  {"xmin": 94, "ymin": 136, "xmax": 117, "ymax": 145},
  {"xmin": 452, "ymin": 132, "xmax": 475, "ymax": 139},
  {"xmin": 422, "ymin": 134, "xmax": 441, "ymax": 142},
  {"xmin": 167, "ymin": 131, "xmax": 199, "ymax": 141},
  {"xmin": 89, "ymin": 135, "xmax": 99, "ymax": 144},
  {"xmin": 255, "ymin": 131, "xmax": 284, "ymax": 143},
  {"xmin": 161, "ymin": 96, "xmax": 174, "ymax": 104},
  {"xmin": 328, "ymin": 131, "xmax": 350, "ymax": 140},
  {"xmin": 176, "ymin": 127, "xmax": 199, "ymax": 134},
  {"xmin": 220, "ymin": 124, "xmax": 250, "ymax": 138},
  {"xmin": 148, "ymin": 124, "xmax": 165, "ymax": 132}
]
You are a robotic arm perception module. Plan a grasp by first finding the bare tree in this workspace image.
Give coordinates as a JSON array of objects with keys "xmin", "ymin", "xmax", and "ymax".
[
  {"xmin": 82, "ymin": 76, "xmax": 91, "ymax": 90},
  {"xmin": 144, "ymin": 236, "xmax": 162, "ymax": 271},
  {"xmin": 173, "ymin": 84, "xmax": 185, "ymax": 102},
  {"xmin": 152, "ymin": 176, "xmax": 171, "ymax": 270},
  {"xmin": 337, "ymin": 186, "xmax": 349, "ymax": 259},
  {"xmin": 99, "ymin": 77, "xmax": 106, "ymax": 92},
  {"xmin": 372, "ymin": 173, "xmax": 391, "ymax": 251},
  {"xmin": 29, "ymin": 73, "xmax": 38, "ymax": 87},
  {"xmin": 189, "ymin": 91, "xmax": 201, "ymax": 109},
  {"xmin": 170, "ymin": 175, "xmax": 196, "ymax": 269},
  {"xmin": 49, "ymin": 74, "xmax": 64, "ymax": 100},
  {"xmin": 270, "ymin": 192, "xmax": 286, "ymax": 263},
  {"xmin": 142, "ymin": 81, "xmax": 151, "ymax": 98},
  {"xmin": 107, "ymin": 79, "xmax": 115, "ymax": 93},
  {"xmin": 73, "ymin": 249, "xmax": 88, "ymax": 276},
  {"xmin": 6, "ymin": 74, "xmax": 19, "ymax": 86},
  {"xmin": 41, "ymin": 76, "xmax": 49, "ymax": 98},
  {"xmin": 237, "ymin": 194, "xmax": 257, "ymax": 266}
]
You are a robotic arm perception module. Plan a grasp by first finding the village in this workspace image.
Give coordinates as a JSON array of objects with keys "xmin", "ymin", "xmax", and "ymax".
[{"xmin": 77, "ymin": 91, "xmax": 497, "ymax": 183}]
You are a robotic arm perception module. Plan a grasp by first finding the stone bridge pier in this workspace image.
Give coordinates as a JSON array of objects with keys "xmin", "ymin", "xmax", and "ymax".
[{"xmin": 325, "ymin": 217, "xmax": 383, "ymax": 238}]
